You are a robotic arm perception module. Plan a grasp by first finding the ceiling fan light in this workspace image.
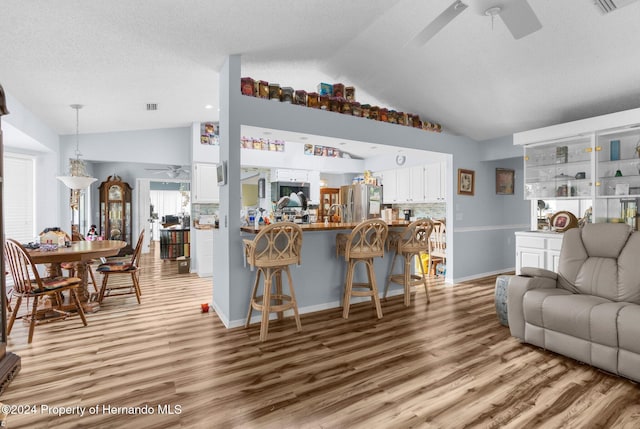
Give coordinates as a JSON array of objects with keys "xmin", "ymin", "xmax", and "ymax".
[{"xmin": 484, "ymin": 6, "xmax": 501, "ymax": 16}]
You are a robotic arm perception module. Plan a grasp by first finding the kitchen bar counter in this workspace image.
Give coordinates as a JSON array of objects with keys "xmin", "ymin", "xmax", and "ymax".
[
  {"xmin": 237, "ymin": 219, "xmax": 416, "ymax": 327},
  {"xmin": 240, "ymin": 220, "xmax": 411, "ymax": 234}
]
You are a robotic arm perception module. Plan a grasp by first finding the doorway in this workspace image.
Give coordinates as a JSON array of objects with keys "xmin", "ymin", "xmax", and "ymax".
[{"xmin": 136, "ymin": 178, "xmax": 190, "ymax": 254}]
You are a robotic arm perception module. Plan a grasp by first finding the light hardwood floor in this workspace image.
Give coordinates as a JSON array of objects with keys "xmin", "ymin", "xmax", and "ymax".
[{"xmin": 2, "ymin": 244, "xmax": 640, "ymax": 428}]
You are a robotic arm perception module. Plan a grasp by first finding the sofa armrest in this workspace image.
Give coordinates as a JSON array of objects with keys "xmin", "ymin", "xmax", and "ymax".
[
  {"xmin": 507, "ymin": 274, "xmax": 558, "ymax": 340},
  {"xmin": 520, "ymin": 266, "xmax": 557, "ymax": 280}
]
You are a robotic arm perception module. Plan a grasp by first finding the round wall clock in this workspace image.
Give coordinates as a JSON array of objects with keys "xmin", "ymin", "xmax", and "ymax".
[{"xmin": 395, "ymin": 154, "xmax": 406, "ymax": 166}]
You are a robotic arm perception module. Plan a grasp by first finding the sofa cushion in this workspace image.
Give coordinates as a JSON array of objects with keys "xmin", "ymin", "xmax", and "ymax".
[
  {"xmin": 541, "ymin": 294, "xmax": 609, "ymax": 341},
  {"xmin": 590, "ymin": 302, "xmax": 629, "ymax": 347},
  {"xmin": 618, "ymin": 233, "xmax": 640, "ymax": 304},
  {"xmin": 581, "ymin": 223, "xmax": 632, "ymax": 259},
  {"xmin": 522, "ymin": 288, "xmax": 572, "ymax": 327},
  {"xmin": 558, "ymin": 224, "xmax": 636, "ymax": 302},
  {"xmin": 618, "ymin": 305, "xmax": 640, "ymax": 355},
  {"xmin": 574, "ymin": 258, "xmax": 619, "ymax": 300}
]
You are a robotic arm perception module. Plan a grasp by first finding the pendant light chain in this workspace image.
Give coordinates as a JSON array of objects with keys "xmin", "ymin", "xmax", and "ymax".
[{"xmin": 71, "ymin": 103, "xmax": 84, "ymax": 159}]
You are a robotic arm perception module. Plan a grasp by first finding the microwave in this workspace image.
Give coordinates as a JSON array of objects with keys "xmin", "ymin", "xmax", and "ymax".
[{"xmin": 271, "ymin": 181, "xmax": 310, "ymax": 201}]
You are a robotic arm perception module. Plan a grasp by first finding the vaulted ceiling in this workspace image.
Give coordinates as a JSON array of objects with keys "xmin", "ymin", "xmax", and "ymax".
[{"xmin": 1, "ymin": 0, "xmax": 640, "ymax": 143}]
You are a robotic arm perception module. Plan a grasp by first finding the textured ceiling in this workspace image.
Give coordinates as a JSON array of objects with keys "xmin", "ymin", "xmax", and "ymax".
[{"xmin": 1, "ymin": 0, "xmax": 640, "ymax": 143}]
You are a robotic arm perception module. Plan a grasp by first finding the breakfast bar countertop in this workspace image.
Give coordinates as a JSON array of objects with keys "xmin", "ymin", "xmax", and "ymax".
[{"xmin": 240, "ymin": 220, "xmax": 411, "ymax": 234}]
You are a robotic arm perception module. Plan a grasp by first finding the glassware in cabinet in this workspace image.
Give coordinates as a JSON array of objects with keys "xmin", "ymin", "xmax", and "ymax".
[
  {"xmin": 524, "ymin": 136, "xmax": 592, "ymax": 199},
  {"xmin": 595, "ymin": 127, "xmax": 640, "ymax": 198}
]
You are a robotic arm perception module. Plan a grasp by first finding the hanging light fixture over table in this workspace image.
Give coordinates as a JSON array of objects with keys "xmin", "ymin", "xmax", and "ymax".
[{"xmin": 57, "ymin": 104, "xmax": 97, "ymax": 190}]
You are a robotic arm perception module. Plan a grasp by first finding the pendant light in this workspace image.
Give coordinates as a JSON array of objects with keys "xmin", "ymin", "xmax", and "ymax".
[{"xmin": 57, "ymin": 104, "xmax": 97, "ymax": 189}]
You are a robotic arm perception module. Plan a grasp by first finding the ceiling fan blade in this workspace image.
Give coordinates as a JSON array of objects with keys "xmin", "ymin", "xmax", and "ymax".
[
  {"xmin": 410, "ymin": 0, "xmax": 468, "ymax": 47},
  {"xmin": 499, "ymin": 0, "xmax": 542, "ymax": 40}
]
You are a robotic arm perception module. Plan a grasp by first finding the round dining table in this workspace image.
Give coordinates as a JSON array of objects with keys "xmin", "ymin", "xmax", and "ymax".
[{"xmin": 28, "ymin": 240, "xmax": 126, "ymax": 312}]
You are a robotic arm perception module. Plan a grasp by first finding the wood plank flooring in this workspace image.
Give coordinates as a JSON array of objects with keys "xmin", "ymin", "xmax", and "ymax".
[{"xmin": 2, "ymin": 244, "xmax": 639, "ymax": 428}]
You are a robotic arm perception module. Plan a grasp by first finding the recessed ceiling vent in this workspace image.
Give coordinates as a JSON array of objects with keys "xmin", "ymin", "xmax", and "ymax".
[
  {"xmin": 146, "ymin": 103, "xmax": 158, "ymax": 111},
  {"xmin": 594, "ymin": 0, "xmax": 639, "ymax": 14}
]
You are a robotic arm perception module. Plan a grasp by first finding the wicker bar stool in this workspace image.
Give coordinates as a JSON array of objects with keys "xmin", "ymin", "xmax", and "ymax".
[
  {"xmin": 336, "ymin": 219, "xmax": 388, "ymax": 319},
  {"xmin": 384, "ymin": 218, "xmax": 435, "ymax": 306},
  {"xmin": 244, "ymin": 222, "xmax": 303, "ymax": 342}
]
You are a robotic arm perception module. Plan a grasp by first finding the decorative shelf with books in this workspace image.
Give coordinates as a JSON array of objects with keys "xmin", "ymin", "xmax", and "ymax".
[{"xmin": 160, "ymin": 228, "xmax": 191, "ymax": 260}]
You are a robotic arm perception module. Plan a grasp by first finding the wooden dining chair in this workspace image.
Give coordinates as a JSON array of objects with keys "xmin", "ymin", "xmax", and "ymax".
[
  {"xmin": 4, "ymin": 239, "xmax": 88, "ymax": 343},
  {"xmin": 97, "ymin": 230, "xmax": 144, "ymax": 304},
  {"xmin": 429, "ymin": 222, "xmax": 446, "ymax": 277}
]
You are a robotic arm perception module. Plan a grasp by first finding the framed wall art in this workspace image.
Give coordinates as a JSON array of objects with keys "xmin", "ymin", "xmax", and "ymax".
[
  {"xmin": 496, "ymin": 168, "xmax": 515, "ymax": 195},
  {"xmin": 457, "ymin": 169, "xmax": 475, "ymax": 196}
]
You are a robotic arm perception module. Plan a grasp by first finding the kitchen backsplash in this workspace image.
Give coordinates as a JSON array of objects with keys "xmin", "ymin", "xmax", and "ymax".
[
  {"xmin": 193, "ymin": 203, "xmax": 219, "ymax": 218},
  {"xmin": 392, "ymin": 202, "xmax": 446, "ymax": 220}
]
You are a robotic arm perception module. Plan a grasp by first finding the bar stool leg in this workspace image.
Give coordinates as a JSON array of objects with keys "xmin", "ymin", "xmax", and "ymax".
[
  {"xmin": 384, "ymin": 251, "xmax": 398, "ymax": 299},
  {"xmin": 284, "ymin": 266, "xmax": 302, "ymax": 332},
  {"xmin": 403, "ymin": 255, "xmax": 412, "ymax": 307},
  {"xmin": 342, "ymin": 260, "xmax": 354, "ymax": 319},
  {"xmin": 418, "ymin": 253, "xmax": 430, "ymax": 303},
  {"xmin": 366, "ymin": 258, "xmax": 383, "ymax": 319},
  {"xmin": 275, "ymin": 269, "xmax": 284, "ymax": 321},
  {"xmin": 245, "ymin": 269, "xmax": 261, "ymax": 328},
  {"xmin": 260, "ymin": 268, "xmax": 273, "ymax": 342}
]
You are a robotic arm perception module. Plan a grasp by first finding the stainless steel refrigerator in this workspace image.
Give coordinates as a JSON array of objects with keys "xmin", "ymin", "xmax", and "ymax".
[{"xmin": 339, "ymin": 184, "xmax": 383, "ymax": 223}]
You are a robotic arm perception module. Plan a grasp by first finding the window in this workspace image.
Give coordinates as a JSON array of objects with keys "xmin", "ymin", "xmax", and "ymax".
[{"xmin": 4, "ymin": 153, "xmax": 35, "ymax": 243}]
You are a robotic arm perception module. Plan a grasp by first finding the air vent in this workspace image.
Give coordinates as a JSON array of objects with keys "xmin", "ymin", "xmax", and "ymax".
[
  {"xmin": 594, "ymin": 0, "xmax": 639, "ymax": 13},
  {"xmin": 146, "ymin": 103, "xmax": 158, "ymax": 111}
]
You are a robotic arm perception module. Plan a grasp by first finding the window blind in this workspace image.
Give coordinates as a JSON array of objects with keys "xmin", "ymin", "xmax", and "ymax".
[{"xmin": 4, "ymin": 154, "xmax": 35, "ymax": 243}]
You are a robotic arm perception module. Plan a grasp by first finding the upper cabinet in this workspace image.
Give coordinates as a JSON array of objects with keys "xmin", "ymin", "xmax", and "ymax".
[
  {"xmin": 515, "ymin": 107, "xmax": 640, "ymax": 226},
  {"xmin": 272, "ymin": 168, "xmax": 309, "ymax": 183},
  {"xmin": 424, "ymin": 161, "xmax": 446, "ymax": 202},
  {"xmin": 523, "ymin": 136, "xmax": 593, "ymax": 200},
  {"xmin": 379, "ymin": 162, "xmax": 446, "ymax": 204},
  {"xmin": 380, "ymin": 169, "xmax": 398, "ymax": 204},
  {"xmin": 192, "ymin": 163, "xmax": 219, "ymax": 203},
  {"xmin": 595, "ymin": 127, "xmax": 640, "ymax": 199}
]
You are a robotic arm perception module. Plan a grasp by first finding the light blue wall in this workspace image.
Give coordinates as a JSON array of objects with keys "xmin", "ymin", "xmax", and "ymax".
[{"xmin": 58, "ymin": 128, "xmax": 191, "ymax": 235}]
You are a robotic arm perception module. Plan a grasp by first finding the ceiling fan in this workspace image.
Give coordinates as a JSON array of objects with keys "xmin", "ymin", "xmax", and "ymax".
[
  {"xmin": 145, "ymin": 165, "xmax": 191, "ymax": 178},
  {"xmin": 412, "ymin": 0, "xmax": 542, "ymax": 46}
]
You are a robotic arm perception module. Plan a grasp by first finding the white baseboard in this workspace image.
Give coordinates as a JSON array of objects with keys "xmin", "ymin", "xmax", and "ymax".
[{"xmin": 453, "ymin": 267, "xmax": 515, "ymax": 284}]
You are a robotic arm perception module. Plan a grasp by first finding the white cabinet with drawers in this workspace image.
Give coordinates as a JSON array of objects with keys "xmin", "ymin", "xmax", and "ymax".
[{"xmin": 515, "ymin": 231, "xmax": 564, "ymax": 274}]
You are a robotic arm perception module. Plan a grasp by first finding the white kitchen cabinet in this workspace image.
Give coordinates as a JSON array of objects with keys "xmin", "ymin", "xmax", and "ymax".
[
  {"xmin": 380, "ymin": 169, "xmax": 397, "ymax": 204},
  {"xmin": 307, "ymin": 170, "xmax": 320, "ymax": 204},
  {"xmin": 273, "ymin": 169, "xmax": 309, "ymax": 183},
  {"xmin": 424, "ymin": 161, "xmax": 446, "ymax": 202},
  {"xmin": 515, "ymin": 231, "xmax": 564, "ymax": 274},
  {"xmin": 409, "ymin": 166, "xmax": 424, "ymax": 202},
  {"xmin": 194, "ymin": 228, "xmax": 214, "ymax": 277},
  {"xmin": 396, "ymin": 168, "xmax": 411, "ymax": 202},
  {"xmin": 192, "ymin": 163, "xmax": 219, "ymax": 203}
]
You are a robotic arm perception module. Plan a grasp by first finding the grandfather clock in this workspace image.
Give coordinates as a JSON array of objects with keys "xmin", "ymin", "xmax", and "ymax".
[
  {"xmin": 0, "ymin": 84, "xmax": 22, "ymax": 393},
  {"xmin": 99, "ymin": 175, "xmax": 134, "ymax": 255}
]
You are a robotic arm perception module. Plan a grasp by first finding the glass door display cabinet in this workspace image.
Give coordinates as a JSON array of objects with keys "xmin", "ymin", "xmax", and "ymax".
[
  {"xmin": 319, "ymin": 187, "xmax": 340, "ymax": 222},
  {"xmin": 593, "ymin": 126, "xmax": 640, "ymax": 227},
  {"xmin": 99, "ymin": 175, "xmax": 133, "ymax": 255},
  {"xmin": 523, "ymin": 136, "xmax": 593, "ymax": 200},
  {"xmin": 519, "ymin": 111, "xmax": 640, "ymax": 231}
]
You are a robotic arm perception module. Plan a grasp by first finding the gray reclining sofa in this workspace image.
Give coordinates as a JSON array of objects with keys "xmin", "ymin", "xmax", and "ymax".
[{"xmin": 508, "ymin": 223, "xmax": 640, "ymax": 382}]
